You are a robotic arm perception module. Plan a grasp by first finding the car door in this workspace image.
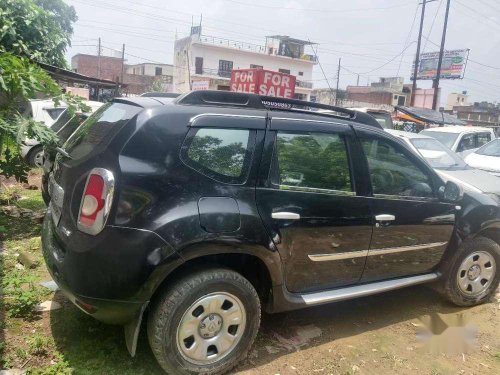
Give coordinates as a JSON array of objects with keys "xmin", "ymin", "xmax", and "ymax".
[
  {"xmin": 355, "ymin": 129, "xmax": 457, "ymax": 282},
  {"xmin": 256, "ymin": 117, "xmax": 373, "ymax": 293}
]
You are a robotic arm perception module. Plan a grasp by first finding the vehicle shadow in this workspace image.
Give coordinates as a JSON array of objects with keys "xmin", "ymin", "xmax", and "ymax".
[{"xmin": 48, "ymin": 283, "xmax": 481, "ymax": 374}]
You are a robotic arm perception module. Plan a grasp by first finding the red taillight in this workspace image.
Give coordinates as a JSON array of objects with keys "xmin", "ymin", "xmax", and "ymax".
[{"xmin": 77, "ymin": 168, "xmax": 114, "ymax": 235}]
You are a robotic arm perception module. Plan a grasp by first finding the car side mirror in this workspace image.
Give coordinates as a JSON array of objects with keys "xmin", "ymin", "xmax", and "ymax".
[{"xmin": 438, "ymin": 181, "xmax": 463, "ymax": 202}]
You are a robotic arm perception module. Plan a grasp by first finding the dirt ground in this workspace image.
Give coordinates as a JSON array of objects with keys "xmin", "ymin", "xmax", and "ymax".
[{"xmin": 1, "ymin": 172, "xmax": 499, "ymax": 374}]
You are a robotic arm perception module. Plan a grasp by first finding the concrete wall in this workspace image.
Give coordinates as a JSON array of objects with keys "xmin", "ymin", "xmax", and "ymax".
[{"xmin": 126, "ymin": 63, "xmax": 173, "ymax": 77}]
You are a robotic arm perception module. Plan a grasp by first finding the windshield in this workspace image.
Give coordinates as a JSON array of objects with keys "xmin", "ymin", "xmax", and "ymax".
[
  {"xmin": 368, "ymin": 112, "xmax": 393, "ymax": 129},
  {"xmin": 411, "ymin": 137, "xmax": 467, "ymax": 170},
  {"xmin": 476, "ymin": 139, "xmax": 500, "ymax": 156},
  {"xmin": 420, "ymin": 130, "xmax": 459, "ymax": 149}
]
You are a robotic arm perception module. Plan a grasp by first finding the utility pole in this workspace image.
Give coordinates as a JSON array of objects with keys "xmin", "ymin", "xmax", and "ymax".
[
  {"xmin": 432, "ymin": 0, "xmax": 451, "ymax": 110},
  {"xmin": 97, "ymin": 37, "xmax": 101, "ymax": 101},
  {"xmin": 356, "ymin": 74, "xmax": 360, "ymax": 86},
  {"xmin": 411, "ymin": 1, "xmax": 430, "ymax": 106},
  {"xmin": 120, "ymin": 43, "xmax": 125, "ymax": 85},
  {"xmin": 335, "ymin": 57, "xmax": 341, "ymax": 106}
]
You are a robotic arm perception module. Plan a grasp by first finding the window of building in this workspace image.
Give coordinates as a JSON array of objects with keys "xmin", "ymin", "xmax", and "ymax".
[
  {"xmin": 195, "ymin": 57, "xmax": 203, "ymax": 74},
  {"xmin": 183, "ymin": 128, "xmax": 253, "ymax": 184},
  {"xmin": 279, "ymin": 69, "xmax": 291, "ymax": 74},
  {"xmin": 218, "ymin": 60, "xmax": 233, "ymax": 77},
  {"xmin": 141, "ymin": 66, "xmax": 145, "ymax": 75},
  {"xmin": 250, "ymin": 64, "xmax": 263, "ymax": 69},
  {"xmin": 298, "ymin": 71, "xmax": 304, "ymax": 76},
  {"xmin": 361, "ymin": 138, "xmax": 434, "ymax": 198},
  {"xmin": 155, "ymin": 67, "xmax": 162, "ymax": 76},
  {"xmin": 275, "ymin": 132, "xmax": 352, "ymax": 192}
]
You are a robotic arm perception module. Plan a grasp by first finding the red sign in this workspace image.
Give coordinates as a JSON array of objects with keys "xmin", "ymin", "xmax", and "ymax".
[{"xmin": 230, "ymin": 68, "xmax": 296, "ymax": 98}]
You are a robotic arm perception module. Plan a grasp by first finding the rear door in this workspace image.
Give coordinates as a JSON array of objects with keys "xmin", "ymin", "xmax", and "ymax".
[
  {"xmin": 355, "ymin": 129, "xmax": 456, "ymax": 282},
  {"xmin": 256, "ymin": 118, "xmax": 373, "ymax": 293}
]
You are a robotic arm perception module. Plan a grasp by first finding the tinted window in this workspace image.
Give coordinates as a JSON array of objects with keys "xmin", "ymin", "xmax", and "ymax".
[
  {"xmin": 476, "ymin": 132, "xmax": 491, "ymax": 147},
  {"xmin": 185, "ymin": 128, "xmax": 252, "ymax": 183},
  {"xmin": 476, "ymin": 139, "xmax": 500, "ymax": 156},
  {"xmin": 64, "ymin": 103, "xmax": 141, "ymax": 160},
  {"xmin": 46, "ymin": 107, "xmax": 66, "ymax": 120},
  {"xmin": 56, "ymin": 114, "xmax": 87, "ymax": 143},
  {"xmin": 457, "ymin": 133, "xmax": 475, "ymax": 152},
  {"xmin": 420, "ymin": 130, "xmax": 458, "ymax": 149},
  {"xmin": 362, "ymin": 138, "xmax": 434, "ymax": 198},
  {"xmin": 275, "ymin": 132, "xmax": 352, "ymax": 192},
  {"xmin": 50, "ymin": 109, "xmax": 72, "ymax": 132}
]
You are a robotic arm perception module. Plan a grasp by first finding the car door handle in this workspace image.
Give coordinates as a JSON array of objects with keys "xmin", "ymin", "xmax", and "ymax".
[
  {"xmin": 272, "ymin": 212, "xmax": 301, "ymax": 220},
  {"xmin": 375, "ymin": 214, "xmax": 395, "ymax": 221}
]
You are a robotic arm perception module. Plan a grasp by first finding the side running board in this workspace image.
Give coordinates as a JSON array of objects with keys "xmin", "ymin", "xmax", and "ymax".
[{"xmin": 288, "ymin": 273, "xmax": 439, "ymax": 307}]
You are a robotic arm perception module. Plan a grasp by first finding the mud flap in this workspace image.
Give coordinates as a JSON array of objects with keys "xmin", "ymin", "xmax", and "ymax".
[{"xmin": 124, "ymin": 301, "xmax": 149, "ymax": 357}]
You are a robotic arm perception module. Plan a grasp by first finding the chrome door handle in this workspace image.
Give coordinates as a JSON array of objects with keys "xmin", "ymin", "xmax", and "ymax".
[
  {"xmin": 375, "ymin": 214, "xmax": 395, "ymax": 221},
  {"xmin": 272, "ymin": 212, "xmax": 301, "ymax": 220}
]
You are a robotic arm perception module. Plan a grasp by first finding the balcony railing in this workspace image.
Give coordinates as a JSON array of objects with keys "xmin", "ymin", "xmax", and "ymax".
[
  {"xmin": 197, "ymin": 35, "xmax": 317, "ymax": 62},
  {"xmin": 296, "ymin": 80, "xmax": 313, "ymax": 89}
]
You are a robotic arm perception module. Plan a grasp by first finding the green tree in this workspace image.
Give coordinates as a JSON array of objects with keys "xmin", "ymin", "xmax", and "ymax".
[{"xmin": 0, "ymin": 0, "xmax": 77, "ymax": 67}]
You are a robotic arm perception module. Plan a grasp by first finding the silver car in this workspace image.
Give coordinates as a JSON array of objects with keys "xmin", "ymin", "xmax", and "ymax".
[{"xmin": 465, "ymin": 139, "xmax": 500, "ymax": 177}]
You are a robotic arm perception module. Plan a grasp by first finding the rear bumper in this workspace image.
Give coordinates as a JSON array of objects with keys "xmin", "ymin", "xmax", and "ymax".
[{"xmin": 41, "ymin": 209, "xmax": 177, "ymax": 324}]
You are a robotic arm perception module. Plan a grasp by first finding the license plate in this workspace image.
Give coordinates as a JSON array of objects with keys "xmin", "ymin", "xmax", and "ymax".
[{"xmin": 48, "ymin": 174, "xmax": 64, "ymax": 226}]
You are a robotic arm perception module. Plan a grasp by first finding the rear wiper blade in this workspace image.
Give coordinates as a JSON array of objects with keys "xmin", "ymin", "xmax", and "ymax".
[{"xmin": 56, "ymin": 147, "xmax": 73, "ymax": 159}]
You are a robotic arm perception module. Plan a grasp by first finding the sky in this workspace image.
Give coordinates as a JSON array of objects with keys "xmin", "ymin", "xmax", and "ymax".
[{"xmin": 65, "ymin": 0, "xmax": 500, "ymax": 106}]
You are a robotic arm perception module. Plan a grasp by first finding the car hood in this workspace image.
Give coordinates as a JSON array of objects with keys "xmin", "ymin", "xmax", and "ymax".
[
  {"xmin": 437, "ymin": 168, "xmax": 500, "ymax": 194},
  {"xmin": 465, "ymin": 153, "xmax": 500, "ymax": 173}
]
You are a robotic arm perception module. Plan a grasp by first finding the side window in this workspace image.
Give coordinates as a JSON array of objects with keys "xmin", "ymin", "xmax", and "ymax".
[
  {"xmin": 476, "ymin": 132, "xmax": 491, "ymax": 148},
  {"xmin": 275, "ymin": 132, "xmax": 352, "ymax": 193},
  {"xmin": 183, "ymin": 128, "xmax": 253, "ymax": 184},
  {"xmin": 457, "ymin": 133, "xmax": 475, "ymax": 152},
  {"xmin": 361, "ymin": 138, "xmax": 434, "ymax": 199}
]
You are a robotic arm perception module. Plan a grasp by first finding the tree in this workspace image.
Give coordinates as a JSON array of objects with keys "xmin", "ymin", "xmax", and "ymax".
[{"xmin": 0, "ymin": 0, "xmax": 77, "ymax": 67}]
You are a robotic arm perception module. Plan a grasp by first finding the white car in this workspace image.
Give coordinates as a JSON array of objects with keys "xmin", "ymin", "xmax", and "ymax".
[
  {"xmin": 420, "ymin": 126, "xmax": 495, "ymax": 158},
  {"xmin": 21, "ymin": 100, "xmax": 103, "ymax": 167},
  {"xmin": 25, "ymin": 99, "xmax": 68, "ymax": 126},
  {"xmin": 387, "ymin": 130, "xmax": 500, "ymax": 194},
  {"xmin": 464, "ymin": 139, "xmax": 500, "ymax": 177}
]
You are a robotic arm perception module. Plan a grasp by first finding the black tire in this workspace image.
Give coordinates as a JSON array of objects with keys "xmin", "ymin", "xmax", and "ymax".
[
  {"xmin": 27, "ymin": 145, "xmax": 44, "ymax": 167},
  {"xmin": 147, "ymin": 268, "xmax": 261, "ymax": 375},
  {"xmin": 442, "ymin": 236, "xmax": 500, "ymax": 306}
]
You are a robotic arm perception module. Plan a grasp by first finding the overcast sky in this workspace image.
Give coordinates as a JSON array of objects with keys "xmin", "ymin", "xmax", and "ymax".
[{"xmin": 65, "ymin": 0, "xmax": 500, "ymax": 105}]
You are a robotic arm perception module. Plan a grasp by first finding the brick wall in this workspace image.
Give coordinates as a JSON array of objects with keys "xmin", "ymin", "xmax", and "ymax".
[
  {"xmin": 71, "ymin": 54, "xmax": 123, "ymax": 82},
  {"xmin": 346, "ymin": 91, "xmax": 393, "ymax": 106}
]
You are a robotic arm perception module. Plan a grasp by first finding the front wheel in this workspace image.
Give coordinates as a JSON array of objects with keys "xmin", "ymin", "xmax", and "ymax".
[
  {"xmin": 442, "ymin": 236, "xmax": 499, "ymax": 306},
  {"xmin": 147, "ymin": 268, "xmax": 261, "ymax": 375},
  {"xmin": 27, "ymin": 145, "xmax": 44, "ymax": 167}
]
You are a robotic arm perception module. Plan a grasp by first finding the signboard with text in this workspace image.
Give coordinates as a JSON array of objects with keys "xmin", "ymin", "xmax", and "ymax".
[
  {"xmin": 411, "ymin": 49, "xmax": 469, "ymax": 80},
  {"xmin": 230, "ymin": 68, "xmax": 296, "ymax": 98},
  {"xmin": 191, "ymin": 80, "xmax": 210, "ymax": 91}
]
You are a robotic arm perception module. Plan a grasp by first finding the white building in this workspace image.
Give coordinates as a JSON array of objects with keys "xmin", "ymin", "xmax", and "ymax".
[
  {"xmin": 446, "ymin": 92, "xmax": 469, "ymax": 111},
  {"xmin": 126, "ymin": 63, "xmax": 173, "ymax": 78},
  {"xmin": 174, "ymin": 30, "xmax": 317, "ymax": 100}
]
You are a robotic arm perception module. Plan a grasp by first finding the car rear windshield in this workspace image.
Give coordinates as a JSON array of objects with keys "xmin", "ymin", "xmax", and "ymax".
[
  {"xmin": 63, "ymin": 102, "xmax": 141, "ymax": 159},
  {"xmin": 476, "ymin": 139, "xmax": 500, "ymax": 156},
  {"xmin": 410, "ymin": 138, "xmax": 466, "ymax": 170},
  {"xmin": 419, "ymin": 130, "xmax": 458, "ymax": 149}
]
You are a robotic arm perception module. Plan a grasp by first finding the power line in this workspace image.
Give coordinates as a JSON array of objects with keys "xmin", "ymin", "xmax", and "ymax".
[
  {"xmin": 397, "ymin": 1, "xmax": 420, "ymax": 76},
  {"xmin": 360, "ymin": 41, "xmax": 417, "ymax": 75},
  {"xmin": 422, "ymin": 0, "xmax": 443, "ymax": 53}
]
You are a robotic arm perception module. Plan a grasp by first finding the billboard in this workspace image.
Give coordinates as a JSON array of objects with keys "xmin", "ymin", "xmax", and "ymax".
[
  {"xmin": 230, "ymin": 68, "xmax": 296, "ymax": 98},
  {"xmin": 191, "ymin": 80, "xmax": 210, "ymax": 91},
  {"xmin": 411, "ymin": 49, "xmax": 469, "ymax": 80}
]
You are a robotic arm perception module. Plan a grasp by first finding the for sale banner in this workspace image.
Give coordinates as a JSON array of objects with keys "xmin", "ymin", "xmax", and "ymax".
[{"xmin": 230, "ymin": 68, "xmax": 296, "ymax": 98}]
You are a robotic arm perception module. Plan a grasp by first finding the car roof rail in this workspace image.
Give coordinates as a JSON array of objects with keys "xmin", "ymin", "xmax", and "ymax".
[{"xmin": 177, "ymin": 90, "xmax": 382, "ymax": 128}]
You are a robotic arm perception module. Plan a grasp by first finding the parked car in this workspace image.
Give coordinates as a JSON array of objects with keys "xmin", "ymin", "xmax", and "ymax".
[
  {"xmin": 464, "ymin": 138, "xmax": 500, "ymax": 177},
  {"xmin": 420, "ymin": 126, "xmax": 495, "ymax": 158},
  {"xmin": 387, "ymin": 130, "xmax": 500, "ymax": 194},
  {"xmin": 42, "ymin": 91, "xmax": 500, "ymax": 375},
  {"xmin": 348, "ymin": 107, "xmax": 394, "ymax": 129},
  {"xmin": 21, "ymin": 101, "xmax": 103, "ymax": 167},
  {"xmin": 24, "ymin": 99, "xmax": 68, "ymax": 126}
]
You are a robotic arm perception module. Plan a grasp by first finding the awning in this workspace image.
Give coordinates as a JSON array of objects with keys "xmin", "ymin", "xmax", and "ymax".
[
  {"xmin": 38, "ymin": 62, "xmax": 120, "ymax": 88},
  {"xmin": 395, "ymin": 106, "xmax": 465, "ymax": 126}
]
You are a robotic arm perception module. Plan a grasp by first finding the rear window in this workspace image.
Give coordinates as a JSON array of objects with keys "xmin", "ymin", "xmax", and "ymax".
[{"xmin": 64, "ymin": 103, "xmax": 141, "ymax": 159}]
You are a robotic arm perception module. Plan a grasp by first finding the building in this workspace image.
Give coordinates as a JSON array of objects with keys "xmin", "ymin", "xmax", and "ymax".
[
  {"xmin": 346, "ymin": 77, "xmax": 408, "ymax": 107},
  {"xmin": 71, "ymin": 54, "xmax": 174, "ymax": 95},
  {"xmin": 173, "ymin": 30, "xmax": 317, "ymax": 99},
  {"xmin": 452, "ymin": 102, "xmax": 500, "ymax": 127},
  {"xmin": 446, "ymin": 92, "xmax": 469, "ymax": 111}
]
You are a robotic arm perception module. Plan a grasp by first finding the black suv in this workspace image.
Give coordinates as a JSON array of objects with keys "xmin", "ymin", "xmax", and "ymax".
[{"xmin": 42, "ymin": 91, "xmax": 500, "ymax": 375}]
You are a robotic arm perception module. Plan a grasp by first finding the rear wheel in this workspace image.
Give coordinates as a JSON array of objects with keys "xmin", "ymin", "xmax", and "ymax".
[
  {"xmin": 27, "ymin": 145, "xmax": 44, "ymax": 167},
  {"xmin": 147, "ymin": 268, "xmax": 261, "ymax": 375},
  {"xmin": 443, "ymin": 236, "xmax": 499, "ymax": 306}
]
